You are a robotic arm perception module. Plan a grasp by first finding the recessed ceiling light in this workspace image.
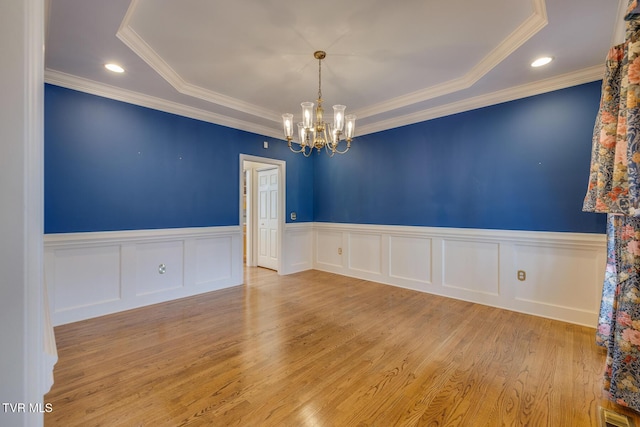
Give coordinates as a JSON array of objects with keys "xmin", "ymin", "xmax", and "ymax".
[
  {"xmin": 104, "ymin": 63, "xmax": 125, "ymax": 73},
  {"xmin": 531, "ymin": 56, "xmax": 553, "ymax": 68}
]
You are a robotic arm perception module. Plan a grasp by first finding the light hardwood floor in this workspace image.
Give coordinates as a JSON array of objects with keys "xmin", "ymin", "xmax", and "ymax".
[{"xmin": 45, "ymin": 267, "xmax": 640, "ymax": 426}]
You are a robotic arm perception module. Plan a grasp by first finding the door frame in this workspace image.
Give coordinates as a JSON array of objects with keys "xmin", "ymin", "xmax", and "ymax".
[{"xmin": 239, "ymin": 154, "xmax": 286, "ymax": 275}]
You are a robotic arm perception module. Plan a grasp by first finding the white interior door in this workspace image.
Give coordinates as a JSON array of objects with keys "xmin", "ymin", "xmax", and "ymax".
[{"xmin": 257, "ymin": 167, "xmax": 278, "ymax": 270}]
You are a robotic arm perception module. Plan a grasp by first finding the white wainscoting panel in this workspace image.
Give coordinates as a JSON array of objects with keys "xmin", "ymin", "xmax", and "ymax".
[
  {"xmin": 313, "ymin": 223, "xmax": 606, "ymax": 327},
  {"xmin": 510, "ymin": 243, "xmax": 604, "ymax": 324},
  {"xmin": 316, "ymin": 229, "xmax": 344, "ymax": 270},
  {"xmin": 46, "ymin": 222, "xmax": 607, "ymax": 327},
  {"xmin": 135, "ymin": 240, "xmax": 184, "ymax": 296},
  {"xmin": 48, "ymin": 245, "xmax": 121, "ymax": 312},
  {"xmin": 45, "ymin": 226, "xmax": 243, "ymax": 325},
  {"xmin": 388, "ymin": 235, "xmax": 432, "ymax": 286},
  {"xmin": 193, "ymin": 236, "xmax": 233, "ymax": 285},
  {"xmin": 348, "ymin": 233, "xmax": 382, "ymax": 276},
  {"xmin": 442, "ymin": 239, "xmax": 500, "ymax": 296},
  {"xmin": 281, "ymin": 223, "xmax": 313, "ymax": 274}
]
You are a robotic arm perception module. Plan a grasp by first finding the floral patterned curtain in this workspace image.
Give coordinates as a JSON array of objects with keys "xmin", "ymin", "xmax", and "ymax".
[{"xmin": 584, "ymin": 0, "xmax": 640, "ymax": 411}]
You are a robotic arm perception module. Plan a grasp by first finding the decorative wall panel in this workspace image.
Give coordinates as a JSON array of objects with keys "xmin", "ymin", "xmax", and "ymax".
[
  {"xmin": 348, "ymin": 233, "xmax": 382, "ymax": 275},
  {"xmin": 313, "ymin": 223, "xmax": 606, "ymax": 326},
  {"xmin": 45, "ymin": 227, "xmax": 242, "ymax": 325},
  {"xmin": 48, "ymin": 245, "xmax": 121, "ymax": 312},
  {"xmin": 512, "ymin": 243, "xmax": 603, "ymax": 321},
  {"xmin": 194, "ymin": 237, "xmax": 233, "ymax": 285},
  {"xmin": 316, "ymin": 230, "xmax": 344, "ymax": 269},
  {"xmin": 135, "ymin": 240, "xmax": 184, "ymax": 296},
  {"xmin": 45, "ymin": 222, "xmax": 606, "ymax": 327},
  {"xmin": 388, "ymin": 235, "xmax": 432, "ymax": 284},
  {"xmin": 442, "ymin": 239, "xmax": 500, "ymax": 296},
  {"xmin": 282, "ymin": 224, "xmax": 313, "ymax": 274}
]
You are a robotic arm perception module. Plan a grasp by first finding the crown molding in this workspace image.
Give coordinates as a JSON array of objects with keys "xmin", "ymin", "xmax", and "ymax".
[
  {"xmin": 611, "ymin": 0, "xmax": 627, "ymax": 45},
  {"xmin": 353, "ymin": 0, "xmax": 548, "ymax": 120},
  {"xmin": 117, "ymin": 0, "xmax": 281, "ymax": 123},
  {"xmin": 44, "ymin": 69, "xmax": 283, "ymax": 139},
  {"xmin": 356, "ymin": 64, "xmax": 604, "ymax": 136},
  {"xmin": 46, "ymin": 63, "xmax": 603, "ymax": 141}
]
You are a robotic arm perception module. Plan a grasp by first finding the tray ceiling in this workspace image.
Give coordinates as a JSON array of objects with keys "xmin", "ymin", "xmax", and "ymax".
[{"xmin": 45, "ymin": 0, "xmax": 624, "ymax": 138}]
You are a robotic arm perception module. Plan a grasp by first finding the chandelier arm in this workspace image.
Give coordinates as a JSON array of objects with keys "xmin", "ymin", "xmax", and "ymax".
[
  {"xmin": 333, "ymin": 141, "xmax": 351, "ymax": 155},
  {"xmin": 288, "ymin": 140, "xmax": 309, "ymax": 154},
  {"xmin": 290, "ymin": 142, "xmax": 313, "ymax": 157}
]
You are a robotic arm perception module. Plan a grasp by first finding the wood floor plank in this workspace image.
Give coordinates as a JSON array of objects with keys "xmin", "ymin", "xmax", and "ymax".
[{"xmin": 45, "ymin": 268, "xmax": 640, "ymax": 426}]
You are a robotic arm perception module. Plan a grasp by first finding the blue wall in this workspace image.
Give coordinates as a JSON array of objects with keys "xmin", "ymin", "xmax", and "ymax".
[
  {"xmin": 314, "ymin": 81, "xmax": 606, "ymax": 233},
  {"xmin": 44, "ymin": 84, "xmax": 314, "ymax": 233},
  {"xmin": 45, "ymin": 81, "xmax": 606, "ymax": 234}
]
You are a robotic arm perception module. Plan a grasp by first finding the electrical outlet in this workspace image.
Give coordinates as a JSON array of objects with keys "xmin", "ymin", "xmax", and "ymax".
[
  {"xmin": 338, "ymin": 247, "xmax": 342, "ymax": 255},
  {"xmin": 517, "ymin": 270, "xmax": 526, "ymax": 281}
]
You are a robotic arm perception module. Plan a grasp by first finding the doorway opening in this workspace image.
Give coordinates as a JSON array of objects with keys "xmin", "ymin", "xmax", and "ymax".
[{"xmin": 240, "ymin": 155, "xmax": 286, "ymax": 275}]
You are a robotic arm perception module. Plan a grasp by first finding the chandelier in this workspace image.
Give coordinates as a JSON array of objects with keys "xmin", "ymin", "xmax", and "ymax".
[{"xmin": 282, "ymin": 51, "xmax": 356, "ymax": 157}]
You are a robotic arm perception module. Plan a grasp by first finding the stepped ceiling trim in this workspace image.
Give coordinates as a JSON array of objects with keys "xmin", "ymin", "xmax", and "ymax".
[
  {"xmin": 43, "ymin": 0, "xmax": 621, "ymax": 137},
  {"xmin": 116, "ymin": 0, "xmax": 547, "ymax": 124},
  {"xmin": 45, "ymin": 65, "xmax": 603, "ymax": 138}
]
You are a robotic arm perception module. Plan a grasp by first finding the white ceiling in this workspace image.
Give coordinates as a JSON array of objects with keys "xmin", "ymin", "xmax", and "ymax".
[{"xmin": 45, "ymin": 0, "xmax": 625, "ymax": 139}]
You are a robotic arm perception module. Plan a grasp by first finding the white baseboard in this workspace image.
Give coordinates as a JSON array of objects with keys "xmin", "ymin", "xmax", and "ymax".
[{"xmin": 312, "ymin": 223, "xmax": 606, "ymax": 327}]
